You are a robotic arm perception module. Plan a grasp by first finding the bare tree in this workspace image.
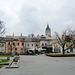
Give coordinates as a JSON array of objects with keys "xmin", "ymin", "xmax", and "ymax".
[
  {"xmin": 54, "ymin": 31, "xmax": 67, "ymax": 55},
  {"xmin": 66, "ymin": 27, "xmax": 75, "ymax": 49},
  {"xmin": 54, "ymin": 27, "xmax": 75, "ymax": 55},
  {"xmin": 0, "ymin": 20, "xmax": 6, "ymax": 37}
]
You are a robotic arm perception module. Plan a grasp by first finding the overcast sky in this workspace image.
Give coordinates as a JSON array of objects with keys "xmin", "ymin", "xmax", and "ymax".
[{"xmin": 0, "ymin": 0, "xmax": 75, "ymax": 36}]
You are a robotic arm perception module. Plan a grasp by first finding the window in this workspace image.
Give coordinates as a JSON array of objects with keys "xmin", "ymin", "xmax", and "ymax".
[
  {"xmin": 42, "ymin": 43, "xmax": 44, "ymax": 46},
  {"xmin": 22, "ymin": 43, "xmax": 24, "ymax": 46},
  {"xmin": 36, "ymin": 44, "xmax": 38, "ymax": 46},
  {"xmin": 17, "ymin": 43, "xmax": 19, "ymax": 46},
  {"xmin": 8, "ymin": 42, "xmax": 10, "ymax": 45},
  {"xmin": 15, "ymin": 48, "xmax": 17, "ymax": 51},
  {"xmin": 13, "ymin": 42, "xmax": 15, "ymax": 46},
  {"xmin": 0, "ymin": 43, "xmax": 4, "ymax": 47},
  {"xmin": 8, "ymin": 49, "xmax": 11, "ymax": 53},
  {"xmin": 20, "ymin": 48, "xmax": 24, "ymax": 54},
  {"xmin": 2, "ymin": 43, "xmax": 4, "ymax": 47},
  {"xmin": 15, "ymin": 48, "xmax": 18, "ymax": 53},
  {"xmin": 28, "ymin": 44, "xmax": 29, "ymax": 46},
  {"xmin": 32, "ymin": 44, "xmax": 33, "ymax": 46},
  {"xmin": 14, "ymin": 39, "xmax": 18, "ymax": 41},
  {"xmin": 45, "ymin": 43, "xmax": 47, "ymax": 46}
]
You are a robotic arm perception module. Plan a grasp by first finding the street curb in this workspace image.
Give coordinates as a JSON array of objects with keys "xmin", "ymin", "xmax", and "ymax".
[{"xmin": 46, "ymin": 54, "xmax": 75, "ymax": 57}]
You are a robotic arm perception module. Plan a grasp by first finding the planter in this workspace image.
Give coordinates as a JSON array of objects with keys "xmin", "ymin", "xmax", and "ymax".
[{"xmin": 46, "ymin": 54, "xmax": 75, "ymax": 57}]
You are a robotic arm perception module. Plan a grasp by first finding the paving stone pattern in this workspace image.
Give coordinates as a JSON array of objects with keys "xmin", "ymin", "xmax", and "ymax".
[{"xmin": 0, "ymin": 55, "xmax": 75, "ymax": 75}]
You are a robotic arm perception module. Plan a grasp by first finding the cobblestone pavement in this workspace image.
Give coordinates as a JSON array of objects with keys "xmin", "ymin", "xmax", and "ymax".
[{"xmin": 0, "ymin": 54, "xmax": 75, "ymax": 75}]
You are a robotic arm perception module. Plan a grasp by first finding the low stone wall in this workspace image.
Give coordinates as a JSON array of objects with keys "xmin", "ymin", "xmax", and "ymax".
[
  {"xmin": 46, "ymin": 54, "xmax": 75, "ymax": 57},
  {"xmin": 6, "ymin": 56, "xmax": 20, "ymax": 69}
]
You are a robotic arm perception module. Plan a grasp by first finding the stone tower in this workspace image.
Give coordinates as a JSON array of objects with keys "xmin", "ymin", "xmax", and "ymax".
[{"xmin": 45, "ymin": 24, "xmax": 51, "ymax": 37}]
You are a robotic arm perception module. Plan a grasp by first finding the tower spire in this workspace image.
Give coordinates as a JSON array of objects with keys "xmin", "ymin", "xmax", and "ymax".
[{"xmin": 45, "ymin": 23, "xmax": 51, "ymax": 37}]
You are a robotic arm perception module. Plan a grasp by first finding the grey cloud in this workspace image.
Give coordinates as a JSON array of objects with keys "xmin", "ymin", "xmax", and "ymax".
[
  {"xmin": 0, "ymin": 10, "xmax": 4, "ymax": 18},
  {"xmin": 16, "ymin": 3, "xmax": 44, "ymax": 36},
  {"xmin": 0, "ymin": 0, "xmax": 75, "ymax": 36},
  {"xmin": 15, "ymin": 0, "xmax": 75, "ymax": 36}
]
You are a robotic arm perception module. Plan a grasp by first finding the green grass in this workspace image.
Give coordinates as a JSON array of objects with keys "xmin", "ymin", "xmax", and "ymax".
[
  {"xmin": 0, "ymin": 55, "xmax": 13, "ymax": 57},
  {"xmin": 0, "ymin": 59, "xmax": 9, "ymax": 63},
  {"xmin": 0, "ymin": 65, "xmax": 3, "ymax": 68},
  {"xmin": 0, "ymin": 59, "xmax": 9, "ymax": 68}
]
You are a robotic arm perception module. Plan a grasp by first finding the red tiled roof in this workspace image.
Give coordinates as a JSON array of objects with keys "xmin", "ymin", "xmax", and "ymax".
[{"xmin": 6, "ymin": 36, "xmax": 27, "ymax": 39}]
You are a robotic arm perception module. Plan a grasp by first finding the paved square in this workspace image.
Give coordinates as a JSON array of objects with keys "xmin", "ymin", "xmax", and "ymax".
[{"xmin": 0, "ymin": 55, "xmax": 75, "ymax": 75}]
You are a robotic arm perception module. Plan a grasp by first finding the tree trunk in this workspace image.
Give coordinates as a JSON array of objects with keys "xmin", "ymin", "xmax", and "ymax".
[{"xmin": 62, "ymin": 45, "xmax": 65, "ymax": 55}]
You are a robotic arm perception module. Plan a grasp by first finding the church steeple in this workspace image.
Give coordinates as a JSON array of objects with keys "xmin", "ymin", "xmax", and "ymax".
[
  {"xmin": 45, "ymin": 24, "xmax": 51, "ymax": 37},
  {"xmin": 46, "ymin": 24, "xmax": 50, "ymax": 31}
]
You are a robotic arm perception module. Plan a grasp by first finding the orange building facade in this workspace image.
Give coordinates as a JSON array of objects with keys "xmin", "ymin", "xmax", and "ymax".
[{"xmin": 5, "ymin": 35, "xmax": 25, "ymax": 54}]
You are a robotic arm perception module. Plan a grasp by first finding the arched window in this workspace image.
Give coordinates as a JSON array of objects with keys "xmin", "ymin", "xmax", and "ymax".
[
  {"xmin": 17, "ymin": 43, "xmax": 19, "ymax": 46},
  {"xmin": 13, "ymin": 42, "xmax": 15, "ymax": 46},
  {"xmin": 8, "ymin": 42, "xmax": 10, "ymax": 45},
  {"xmin": 45, "ymin": 43, "xmax": 47, "ymax": 46},
  {"xmin": 22, "ymin": 43, "xmax": 24, "ymax": 46},
  {"xmin": 32, "ymin": 44, "xmax": 33, "ymax": 46},
  {"xmin": 42, "ymin": 43, "xmax": 44, "ymax": 46}
]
